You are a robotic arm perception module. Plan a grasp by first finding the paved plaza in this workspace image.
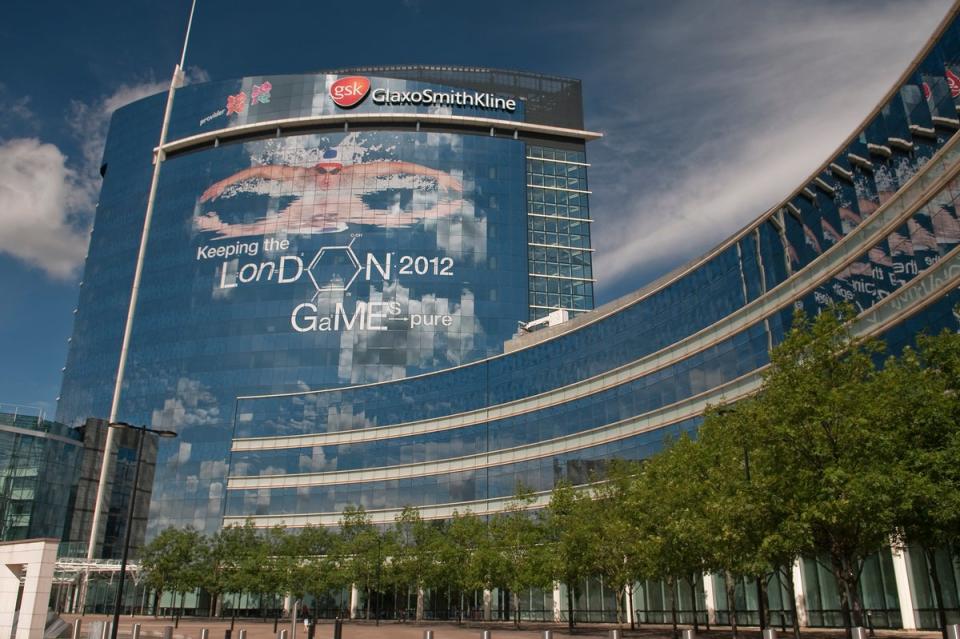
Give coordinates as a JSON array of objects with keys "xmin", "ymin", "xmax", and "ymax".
[{"xmin": 60, "ymin": 616, "xmax": 945, "ymax": 639}]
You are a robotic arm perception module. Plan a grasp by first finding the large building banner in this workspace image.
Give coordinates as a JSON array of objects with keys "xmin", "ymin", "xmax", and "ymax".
[{"xmin": 187, "ymin": 130, "xmax": 523, "ymax": 383}]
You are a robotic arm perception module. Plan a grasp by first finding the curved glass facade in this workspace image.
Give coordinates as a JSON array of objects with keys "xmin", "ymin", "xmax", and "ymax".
[
  {"xmin": 224, "ymin": 7, "xmax": 960, "ymax": 532},
  {"xmin": 56, "ymin": 68, "xmax": 595, "ymax": 544}
]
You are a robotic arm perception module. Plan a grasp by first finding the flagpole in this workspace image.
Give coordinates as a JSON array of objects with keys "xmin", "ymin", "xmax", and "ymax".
[{"xmin": 81, "ymin": 0, "xmax": 198, "ymax": 611}]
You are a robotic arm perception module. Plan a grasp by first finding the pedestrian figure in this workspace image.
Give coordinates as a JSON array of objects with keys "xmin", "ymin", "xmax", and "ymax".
[{"xmin": 302, "ymin": 604, "xmax": 314, "ymax": 639}]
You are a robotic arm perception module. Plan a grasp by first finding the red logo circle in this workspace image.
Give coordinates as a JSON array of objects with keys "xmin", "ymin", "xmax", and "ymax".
[{"xmin": 330, "ymin": 76, "xmax": 371, "ymax": 108}]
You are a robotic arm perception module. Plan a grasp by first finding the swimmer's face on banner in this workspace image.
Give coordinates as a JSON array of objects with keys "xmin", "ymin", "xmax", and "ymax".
[{"xmin": 313, "ymin": 162, "xmax": 343, "ymax": 189}]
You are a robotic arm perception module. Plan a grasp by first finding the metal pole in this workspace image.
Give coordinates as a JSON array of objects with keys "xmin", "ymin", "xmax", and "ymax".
[
  {"xmin": 743, "ymin": 446, "xmax": 766, "ymax": 630},
  {"xmin": 84, "ymin": 0, "xmax": 196, "ymax": 573},
  {"xmin": 376, "ymin": 538, "xmax": 381, "ymax": 626},
  {"xmin": 111, "ymin": 426, "xmax": 145, "ymax": 639}
]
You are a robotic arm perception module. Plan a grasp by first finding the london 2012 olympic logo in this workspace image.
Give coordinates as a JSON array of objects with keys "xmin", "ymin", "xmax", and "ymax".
[{"xmin": 329, "ymin": 76, "xmax": 371, "ymax": 108}]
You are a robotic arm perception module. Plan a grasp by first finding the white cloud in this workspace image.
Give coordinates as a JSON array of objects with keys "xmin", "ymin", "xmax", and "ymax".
[
  {"xmin": 0, "ymin": 82, "xmax": 36, "ymax": 133},
  {"xmin": 0, "ymin": 68, "xmax": 208, "ymax": 280},
  {"xmin": 66, "ymin": 79, "xmax": 169, "ymax": 206},
  {"xmin": 150, "ymin": 375, "xmax": 221, "ymax": 430},
  {"xmin": 583, "ymin": 1, "xmax": 954, "ymax": 296},
  {"xmin": 0, "ymin": 139, "xmax": 90, "ymax": 278}
]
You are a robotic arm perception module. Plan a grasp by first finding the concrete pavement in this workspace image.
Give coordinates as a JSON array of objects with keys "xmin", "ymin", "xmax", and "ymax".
[{"xmin": 60, "ymin": 615, "xmax": 945, "ymax": 639}]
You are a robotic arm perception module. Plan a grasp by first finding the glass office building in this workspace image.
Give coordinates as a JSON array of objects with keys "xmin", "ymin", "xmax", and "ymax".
[
  {"xmin": 217, "ymin": 8, "xmax": 960, "ymax": 630},
  {"xmin": 0, "ymin": 407, "xmax": 82, "ymax": 541},
  {"xmin": 56, "ymin": 67, "xmax": 599, "ymax": 548},
  {"xmin": 56, "ymin": 4, "xmax": 960, "ymax": 626}
]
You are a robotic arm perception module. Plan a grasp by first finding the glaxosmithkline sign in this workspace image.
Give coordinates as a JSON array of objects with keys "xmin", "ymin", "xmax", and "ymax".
[{"xmin": 329, "ymin": 76, "xmax": 517, "ymax": 113}]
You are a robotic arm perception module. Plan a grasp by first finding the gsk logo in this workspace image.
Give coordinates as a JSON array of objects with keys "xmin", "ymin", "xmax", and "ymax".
[{"xmin": 330, "ymin": 76, "xmax": 371, "ymax": 108}]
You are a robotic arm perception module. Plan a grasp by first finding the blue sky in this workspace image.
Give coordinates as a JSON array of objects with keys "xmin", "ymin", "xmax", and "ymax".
[{"xmin": 0, "ymin": 0, "xmax": 952, "ymax": 415}]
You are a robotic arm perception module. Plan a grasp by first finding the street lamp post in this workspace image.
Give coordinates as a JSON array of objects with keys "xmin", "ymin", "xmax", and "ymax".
[{"xmin": 110, "ymin": 422, "xmax": 177, "ymax": 639}]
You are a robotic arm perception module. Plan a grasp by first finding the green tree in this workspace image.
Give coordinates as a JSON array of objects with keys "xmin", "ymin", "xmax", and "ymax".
[
  {"xmin": 591, "ymin": 461, "xmax": 645, "ymax": 630},
  {"xmin": 699, "ymin": 400, "xmax": 811, "ymax": 639},
  {"xmin": 435, "ymin": 510, "xmax": 493, "ymax": 620},
  {"xmin": 140, "ymin": 527, "xmax": 206, "ymax": 621},
  {"xmin": 218, "ymin": 521, "xmax": 268, "ymax": 628},
  {"xmin": 544, "ymin": 482, "xmax": 595, "ymax": 630},
  {"xmin": 390, "ymin": 506, "xmax": 440, "ymax": 622},
  {"xmin": 746, "ymin": 306, "xmax": 905, "ymax": 635},
  {"xmin": 140, "ymin": 527, "xmax": 191, "ymax": 618},
  {"xmin": 490, "ymin": 488, "xmax": 552, "ymax": 629},
  {"xmin": 335, "ymin": 506, "xmax": 385, "ymax": 620},
  {"xmin": 262, "ymin": 526, "xmax": 292, "ymax": 619},
  {"xmin": 882, "ymin": 331, "xmax": 960, "ymax": 639},
  {"xmin": 199, "ymin": 528, "xmax": 231, "ymax": 617},
  {"xmin": 272, "ymin": 525, "xmax": 338, "ymax": 613},
  {"xmin": 629, "ymin": 435, "xmax": 713, "ymax": 639}
]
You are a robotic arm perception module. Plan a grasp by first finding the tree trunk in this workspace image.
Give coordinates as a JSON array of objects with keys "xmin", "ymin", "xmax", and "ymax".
[
  {"xmin": 668, "ymin": 576, "xmax": 679, "ymax": 639},
  {"xmin": 416, "ymin": 585, "xmax": 424, "ymax": 622},
  {"xmin": 512, "ymin": 591, "xmax": 521, "ymax": 629},
  {"xmin": 829, "ymin": 555, "xmax": 855, "ymax": 639},
  {"xmin": 365, "ymin": 586, "xmax": 371, "ymax": 620},
  {"xmin": 629, "ymin": 583, "xmax": 636, "ymax": 631},
  {"xmin": 615, "ymin": 586, "xmax": 624, "ymax": 627},
  {"xmin": 725, "ymin": 572, "xmax": 739, "ymax": 639},
  {"xmin": 923, "ymin": 546, "xmax": 949, "ymax": 639},
  {"xmin": 782, "ymin": 565, "xmax": 801, "ymax": 639},
  {"xmin": 689, "ymin": 573, "xmax": 700, "ymax": 633},
  {"xmin": 567, "ymin": 584, "xmax": 575, "ymax": 631},
  {"xmin": 153, "ymin": 590, "xmax": 160, "ymax": 618},
  {"xmin": 850, "ymin": 558, "xmax": 866, "ymax": 629},
  {"xmin": 760, "ymin": 573, "xmax": 770, "ymax": 629}
]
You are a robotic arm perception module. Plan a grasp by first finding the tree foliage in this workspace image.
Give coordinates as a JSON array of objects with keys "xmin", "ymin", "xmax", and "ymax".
[{"xmin": 490, "ymin": 488, "xmax": 551, "ymax": 628}]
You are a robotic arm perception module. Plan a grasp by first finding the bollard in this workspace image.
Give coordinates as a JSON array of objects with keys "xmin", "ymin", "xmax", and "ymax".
[
  {"xmin": 681, "ymin": 629, "xmax": 695, "ymax": 639},
  {"xmin": 609, "ymin": 630, "xmax": 622, "ymax": 639},
  {"xmin": 225, "ymin": 630, "xmax": 232, "ymax": 639},
  {"xmin": 947, "ymin": 625, "xmax": 960, "ymax": 639},
  {"xmin": 101, "ymin": 622, "xmax": 110, "ymax": 639},
  {"xmin": 239, "ymin": 630, "xmax": 247, "ymax": 639},
  {"xmin": 424, "ymin": 631, "xmax": 434, "ymax": 639},
  {"xmin": 133, "ymin": 624, "xmax": 142, "ymax": 639},
  {"xmin": 763, "ymin": 629, "xmax": 778, "ymax": 639},
  {"xmin": 72, "ymin": 619, "xmax": 82, "ymax": 639},
  {"xmin": 851, "ymin": 627, "xmax": 868, "ymax": 639},
  {"xmin": 200, "ymin": 630, "xmax": 208, "ymax": 639},
  {"xmin": 279, "ymin": 631, "xmax": 288, "ymax": 639},
  {"xmin": 543, "ymin": 631, "xmax": 553, "ymax": 639},
  {"xmin": 163, "ymin": 626, "xmax": 173, "ymax": 639},
  {"xmin": 482, "ymin": 631, "xmax": 492, "ymax": 639},
  {"xmin": 333, "ymin": 619, "xmax": 343, "ymax": 639}
]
